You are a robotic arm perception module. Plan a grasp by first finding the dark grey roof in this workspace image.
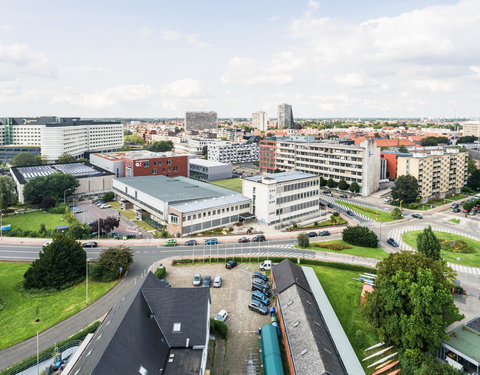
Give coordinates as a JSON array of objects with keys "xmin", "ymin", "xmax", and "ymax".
[{"xmin": 272, "ymin": 259, "xmax": 311, "ymax": 294}]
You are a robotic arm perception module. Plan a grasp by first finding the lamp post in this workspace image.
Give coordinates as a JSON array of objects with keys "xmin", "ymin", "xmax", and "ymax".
[
  {"xmin": 86, "ymin": 257, "xmax": 89, "ymax": 305},
  {"xmin": 64, "ymin": 188, "xmax": 72, "ymax": 205}
]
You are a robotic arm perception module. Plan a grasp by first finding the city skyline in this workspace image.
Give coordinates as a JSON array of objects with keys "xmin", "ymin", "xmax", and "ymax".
[{"xmin": 1, "ymin": 0, "xmax": 479, "ymax": 118}]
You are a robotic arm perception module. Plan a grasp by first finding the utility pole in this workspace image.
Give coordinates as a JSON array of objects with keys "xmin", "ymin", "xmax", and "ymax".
[{"xmin": 86, "ymin": 257, "xmax": 89, "ymax": 305}]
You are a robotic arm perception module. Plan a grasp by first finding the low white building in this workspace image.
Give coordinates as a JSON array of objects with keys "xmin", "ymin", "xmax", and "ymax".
[
  {"xmin": 208, "ymin": 142, "xmax": 259, "ymax": 164},
  {"xmin": 242, "ymin": 171, "xmax": 320, "ymax": 226},
  {"xmin": 189, "ymin": 158, "xmax": 232, "ymax": 182}
]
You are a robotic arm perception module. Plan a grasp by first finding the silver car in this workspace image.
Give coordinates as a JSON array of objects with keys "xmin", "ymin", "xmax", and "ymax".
[
  {"xmin": 213, "ymin": 275, "xmax": 222, "ymax": 288},
  {"xmin": 193, "ymin": 273, "xmax": 202, "ymax": 286}
]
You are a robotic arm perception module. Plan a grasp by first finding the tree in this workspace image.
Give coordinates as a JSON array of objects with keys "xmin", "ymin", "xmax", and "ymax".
[
  {"xmin": 68, "ymin": 222, "xmax": 91, "ymax": 239},
  {"xmin": 398, "ymin": 145, "xmax": 409, "ymax": 153},
  {"xmin": 152, "ymin": 140, "xmax": 174, "ymax": 152},
  {"xmin": 362, "ymin": 252, "xmax": 457, "ymax": 353},
  {"xmin": 90, "ymin": 216, "xmax": 120, "ymax": 234},
  {"xmin": 297, "ymin": 233, "xmax": 309, "ymax": 248},
  {"xmin": 56, "ymin": 153, "xmax": 76, "ymax": 163},
  {"xmin": 390, "ymin": 207, "xmax": 403, "ymax": 220},
  {"xmin": 102, "ymin": 192, "xmax": 115, "ymax": 202},
  {"xmin": 23, "ymin": 174, "xmax": 79, "ymax": 204},
  {"xmin": 92, "ymin": 246, "xmax": 133, "ymax": 281},
  {"xmin": 39, "ymin": 197, "xmax": 55, "ymax": 209},
  {"xmin": 326, "ymin": 178, "xmax": 336, "ymax": 189},
  {"xmin": 420, "ymin": 136, "xmax": 449, "ymax": 146},
  {"xmin": 124, "ymin": 134, "xmax": 145, "ymax": 144},
  {"xmin": 468, "ymin": 158, "xmax": 478, "ymax": 174},
  {"xmin": 342, "ymin": 226, "xmax": 378, "ymax": 248},
  {"xmin": 0, "ymin": 176, "xmax": 17, "ymax": 210},
  {"xmin": 320, "ymin": 177, "xmax": 327, "ymax": 187},
  {"xmin": 391, "ymin": 175, "xmax": 419, "ymax": 204},
  {"xmin": 374, "ymin": 132, "xmax": 381, "ymax": 138},
  {"xmin": 10, "ymin": 152, "xmax": 43, "ymax": 167},
  {"xmin": 338, "ymin": 179, "xmax": 348, "ymax": 191},
  {"xmin": 458, "ymin": 135, "xmax": 476, "ymax": 144},
  {"xmin": 349, "ymin": 181, "xmax": 360, "ymax": 194},
  {"xmin": 417, "ymin": 226, "xmax": 441, "ymax": 260},
  {"xmin": 468, "ymin": 169, "xmax": 480, "ymax": 191},
  {"xmin": 23, "ymin": 234, "xmax": 86, "ymax": 289}
]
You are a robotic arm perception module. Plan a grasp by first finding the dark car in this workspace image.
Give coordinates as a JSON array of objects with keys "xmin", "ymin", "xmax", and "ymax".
[
  {"xmin": 204, "ymin": 238, "xmax": 218, "ymax": 245},
  {"xmin": 88, "ymin": 221, "xmax": 95, "ymax": 227},
  {"xmin": 347, "ymin": 210, "xmax": 355, "ymax": 216},
  {"xmin": 252, "ymin": 277, "xmax": 269, "ymax": 288},
  {"xmin": 226, "ymin": 260, "xmax": 237, "ymax": 269},
  {"xmin": 82, "ymin": 241, "xmax": 98, "ymax": 248},
  {"xmin": 252, "ymin": 235, "xmax": 266, "ymax": 242},
  {"xmin": 252, "ymin": 291, "xmax": 270, "ymax": 306},
  {"xmin": 387, "ymin": 238, "xmax": 399, "ymax": 247},
  {"xmin": 411, "ymin": 214, "xmax": 423, "ymax": 219},
  {"xmin": 184, "ymin": 240, "xmax": 198, "ymax": 246},
  {"xmin": 248, "ymin": 300, "xmax": 268, "ymax": 315},
  {"xmin": 238, "ymin": 237, "xmax": 250, "ymax": 243},
  {"xmin": 327, "ymin": 203, "xmax": 334, "ymax": 208},
  {"xmin": 252, "ymin": 272, "xmax": 269, "ymax": 283},
  {"xmin": 451, "ymin": 203, "xmax": 459, "ymax": 209},
  {"xmin": 160, "ymin": 279, "xmax": 171, "ymax": 287},
  {"xmin": 252, "ymin": 282, "xmax": 271, "ymax": 297},
  {"xmin": 307, "ymin": 231, "xmax": 317, "ymax": 237},
  {"xmin": 339, "ymin": 194, "xmax": 348, "ymax": 198},
  {"xmin": 202, "ymin": 275, "xmax": 211, "ymax": 288},
  {"xmin": 319, "ymin": 230, "xmax": 330, "ymax": 236},
  {"xmin": 453, "ymin": 208, "xmax": 460, "ymax": 213}
]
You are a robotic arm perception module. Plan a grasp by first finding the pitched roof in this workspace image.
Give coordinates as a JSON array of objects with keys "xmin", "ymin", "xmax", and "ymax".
[{"xmin": 272, "ymin": 259, "xmax": 311, "ymax": 294}]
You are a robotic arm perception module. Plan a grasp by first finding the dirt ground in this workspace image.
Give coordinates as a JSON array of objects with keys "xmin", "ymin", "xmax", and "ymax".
[{"xmin": 165, "ymin": 261, "xmax": 270, "ymax": 375}]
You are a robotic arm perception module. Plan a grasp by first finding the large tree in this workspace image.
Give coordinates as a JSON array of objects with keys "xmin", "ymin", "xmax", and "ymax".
[
  {"xmin": 90, "ymin": 216, "xmax": 120, "ymax": 234},
  {"xmin": 338, "ymin": 179, "xmax": 348, "ymax": 191},
  {"xmin": 342, "ymin": 226, "xmax": 378, "ymax": 248},
  {"xmin": 349, "ymin": 181, "xmax": 360, "ymax": 193},
  {"xmin": 417, "ymin": 226, "xmax": 441, "ymax": 260},
  {"xmin": 297, "ymin": 232, "xmax": 309, "ymax": 248},
  {"xmin": 0, "ymin": 176, "xmax": 17, "ymax": 210},
  {"xmin": 398, "ymin": 145, "xmax": 409, "ymax": 153},
  {"xmin": 468, "ymin": 169, "xmax": 480, "ymax": 191},
  {"xmin": 391, "ymin": 175, "xmax": 419, "ymax": 204},
  {"xmin": 326, "ymin": 178, "xmax": 336, "ymax": 189},
  {"xmin": 23, "ymin": 173, "xmax": 79, "ymax": 204},
  {"xmin": 93, "ymin": 246, "xmax": 133, "ymax": 282},
  {"xmin": 124, "ymin": 134, "xmax": 145, "ymax": 144},
  {"xmin": 56, "ymin": 152, "xmax": 76, "ymax": 163},
  {"xmin": 468, "ymin": 158, "xmax": 478, "ymax": 174},
  {"xmin": 23, "ymin": 234, "xmax": 86, "ymax": 289},
  {"xmin": 362, "ymin": 252, "xmax": 457, "ymax": 353},
  {"xmin": 420, "ymin": 136, "xmax": 449, "ymax": 146},
  {"xmin": 152, "ymin": 140, "xmax": 174, "ymax": 152},
  {"xmin": 10, "ymin": 152, "xmax": 43, "ymax": 167}
]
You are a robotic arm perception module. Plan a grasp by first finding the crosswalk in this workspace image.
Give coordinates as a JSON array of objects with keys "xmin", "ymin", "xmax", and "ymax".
[
  {"xmin": 320, "ymin": 194, "xmax": 373, "ymax": 222},
  {"xmin": 449, "ymin": 263, "xmax": 480, "ymax": 275}
]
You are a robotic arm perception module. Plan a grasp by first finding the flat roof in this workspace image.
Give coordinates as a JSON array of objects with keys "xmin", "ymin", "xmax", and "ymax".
[
  {"xmin": 244, "ymin": 171, "xmax": 318, "ymax": 184},
  {"xmin": 443, "ymin": 318, "xmax": 480, "ymax": 365},
  {"xmin": 170, "ymin": 194, "xmax": 249, "ymax": 213},
  {"xmin": 92, "ymin": 151, "xmax": 183, "ymax": 161},
  {"xmin": 189, "ymin": 158, "xmax": 230, "ymax": 167}
]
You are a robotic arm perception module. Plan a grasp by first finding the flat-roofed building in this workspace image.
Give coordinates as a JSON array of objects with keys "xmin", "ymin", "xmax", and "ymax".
[
  {"xmin": 462, "ymin": 121, "xmax": 480, "ymax": 137},
  {"xmin": 252, "ymin": 111, "xmax": 268, "ymax": 131},
  {"xmin": 185, "ymin": 111, "xmax": 217, "ymax": 131},
  {"xmin": 207, "ymin": 142, "xmax": 259, "ymax": 164},
  {"xmin": 189, "ymin": 158, "xmax": 232, "ymax": 182}
]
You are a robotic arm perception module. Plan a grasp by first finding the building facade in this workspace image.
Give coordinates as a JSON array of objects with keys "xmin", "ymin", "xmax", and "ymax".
[
  {"xmin": 252, "ymin": 111, "xmax": 268, "ymax": 131},
  {"xmin": 462, "ymin": 121, "xmax": 480, "ymax": 137},
  {"xmin": 277, "ymin": 104, "xmax": 294, "ymax": 129},
  {"xmin": 380, "ymin": 151, "xmax": 412, "ymax": 179},
  {"xmin": 397, "ymin": 149, "xmax": 468, "ymax": 203},
  {"xmin": 242, "ymin": 172, "xmax": 320, "ymax": 226},
  {"xmin": 259, "ymin": 140, "xmax": 276, "ymax": 173},
  {"xmin": 185, "ymin": 111, "xmax": 217, "ymax": 131},
  {"xmin": 189, "ymin": 158, "xmax": 232, "ymax": 182},
  {"xmin": 207, "ymin": 142, "xmax": 259, "ymax": 164},
  {"xmin": 174, "ymin": 138, "xmax": 217, "ymax": 156}
]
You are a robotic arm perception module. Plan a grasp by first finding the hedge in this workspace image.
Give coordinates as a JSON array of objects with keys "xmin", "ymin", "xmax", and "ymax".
[{"xmin": 210, "ymin": 318, "xmax": 228, "ymax": 339}]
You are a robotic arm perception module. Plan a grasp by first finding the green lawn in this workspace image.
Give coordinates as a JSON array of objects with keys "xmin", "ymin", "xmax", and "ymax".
[
  {"xmin": 449, "ymin": 218, "xmax": 460, "ymax": 224},
  {"xmin": 119, "ymin": 209, "xmax": 136, "ymax": 220},
  {"xmin": 402, "ymin": 231, "xmax": 480, "ymax": 267},
  {"xmin": 337, "ymin": 201, "xmax": 398, "ymax": 222},
  {"xmin": 290, "ymin": 217, "xmax": 347, "ymax": 230},
  {"xmin": 107, "ymin": 201, "xmax": 121, "ymax": 209},
  {"xmin": 448, "ymin": 194, "xmax": 467, "ymax": 201},
  {"xmin": 2, "ymin": 211, "xmax": 66, "ymax": 232},
  {"xmin": 134, "ymin": 220, "xmax": 156, "ymax": 231},
  {"xmin": 0, "ymin": 262, "xmax": 117, "ymax": 349},
  {"xmin": 309, "ymin": 265, "xmax": 378, "ymax": 369},
  {"xmin": 298, "ymin": 240, "xmax": 389, "ymax": 260},
  {"xmin": 209, "ymin": 178, "xmax": 243, "ymax": 193}
]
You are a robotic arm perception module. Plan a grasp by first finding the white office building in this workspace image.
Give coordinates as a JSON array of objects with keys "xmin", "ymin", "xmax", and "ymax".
[
  {"xmin": 242, "ymin": 171, "xmax": 320, "ymax": 225},
  {"xmin": 208, "ymin": 142, "xmax": 259, "ymax": 164},
  {"xmin": 252, "ymin": 112, "xmax": 268, "ymax": 131},
  {"xmin": 189, "ymin": 158, "xmax": 233, "ymax": 182}
]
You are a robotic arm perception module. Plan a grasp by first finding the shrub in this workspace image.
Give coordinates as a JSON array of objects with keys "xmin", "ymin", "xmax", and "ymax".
[
  {"xmin": 342, "ymin": 226, "xmax": 378, "ymax": 248},
  {"xmin": 39, "ymin": 197, "xmax": 55, "ymax": 209},
  {"xmin": 297, "ymin": 233, "xmax": 309, "ymax": 248},
  {"xmin": 461, "ymin": 186, "xmax": 475, "ymax": 194},
  {"xmin": 154, "ymin": 266, "xmax": 166, "ymax": 279},
  {"xmin": 408, "ymin": 202, "xmax": 418, "ymax": 209},
  {"xmin": 102, "ymin": 192, "xmax": 115, "ymax": 202},
  {"xmin": 49, "ymin": 203, "xmax": 67, "ymax": 214},
  {"xmin": 390, "ymin": 207, "xmax": 403, "ymax": 219},
  {"xmin": 315, "ymin": 242, "xmax": 352, "ymax": 251},
  {"xmin": 210, "ymin": 318, "xmax": 228, "ymax": 339},
  {"xmin": 92, "ymin": 246, "xmax": 133, "ymax": 282}
]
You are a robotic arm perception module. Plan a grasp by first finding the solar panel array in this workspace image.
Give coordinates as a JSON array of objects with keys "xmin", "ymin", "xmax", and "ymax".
[
  {"xmin": 17, "ymin": 163, "xmax": 103, "ymax": 182},
  {"xmin": 18, "ymin": 165, "xmax": 57, "ymax": 181}
]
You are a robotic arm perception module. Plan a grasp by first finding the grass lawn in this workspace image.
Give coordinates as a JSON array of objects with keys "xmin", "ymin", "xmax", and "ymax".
[
  {"xmin": 449, "ymin": 218, "xmax": 460, "ymax": 224},
  {"xmin": 0, "ymin": 262, "xmax": 117, "ymax": 349},
  {"xmin": 107, "ymin": 201, "xmax": 121, "ymax": 209},
  {"xmin": 297, "ymin": 240, "xmax": 389, "ymax": 260},
  {"xmin": 337, "ymin": 201, "xmax": 398, "ymax": 222},
  {"xmin": 448, "ymin": 194, "xmax": 467, "ymax": 201},
  {"xmin": 291, "ymin": 217, "xmax": 347, "ymax": 230},
  {"xmin": 2, "ymin": 211, "xmax": 66, "ymax": 232},
  {"xmin": 309, "ymin": 265, "xmax": 378, "ymax": 369},
  {"xmin": 134, "ymin": 220, "xmax": 156, "ymax": 231},
  {"xmin": 209, "ymin": 178, "xmax": 243, "ymax": 193},
  {"xmin": 119, "ymin": 209, "xmax": 136, "ymax": 220},
  {"xmin": 402, "ymin": 231, "xmax": 480, "ymax": 267}
]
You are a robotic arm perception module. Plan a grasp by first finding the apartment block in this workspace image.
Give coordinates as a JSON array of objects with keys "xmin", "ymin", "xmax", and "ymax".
[
  {"xmin": 277, "ymin": 104, "xmax": 294, "ymax": 129},
  {"xmin": 207, "ymin": 142, "xmax": 259, "ymax": 164},
  {"xmin": 462, "ymin": 121, "xmax": 480, "ymax": 138},
  {"xmin": 185, "ymin": 111, "xmax": 217, "ymax": 131},
  {"xmin": 252, "ymin": 111, "xmax": 268, "ymax": 131},
  {"xmin": 259, "ymin": 140, "xmax": 276, "ymax": 173},
  {"xmin": 397, "ymin": 149, "xmax": 468, "ymax": 203},
  {"xmin": 242, "ymin": 171, "xmax": 320, "ymax": 226},
  {"xmin": 174, "ymin": 138, "xmax": 218, "ymax": 156}
]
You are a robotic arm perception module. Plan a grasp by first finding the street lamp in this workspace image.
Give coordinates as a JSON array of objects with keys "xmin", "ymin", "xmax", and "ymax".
[{"xmin": 64, "ymin": 188, "xmax": 73, "ymax": 205}]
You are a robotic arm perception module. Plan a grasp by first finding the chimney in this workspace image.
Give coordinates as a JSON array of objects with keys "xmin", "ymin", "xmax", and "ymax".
[{"xmin": 186, "ymin": 338, "xmax": 190, "ymax": 347}]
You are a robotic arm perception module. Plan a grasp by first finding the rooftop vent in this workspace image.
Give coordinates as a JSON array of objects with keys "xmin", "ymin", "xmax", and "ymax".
[
  {"xmin": 287, "ymin": 300, "xmax": 293, "ymax": 306},
  {"xmin": 139, "ymin": 365, "xmax": 148, "ymax": 375},
  {"xmin": 173, "ymin": 322, "xmax": 181, "ymax": 332}
]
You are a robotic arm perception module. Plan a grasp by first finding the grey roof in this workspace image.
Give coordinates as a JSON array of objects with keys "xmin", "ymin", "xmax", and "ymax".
[
  {"xmin": 189, "ymin": 158, "xmax": 230, "ymax": 167},
  {"xmin": 272, "ymin": 259, "xmax": 311, "ymax": 294},
  {"xmin": 113, "ymin": 175, "xmax": 242, "ymax": 204},
  {"xmin": 467, "ymin": 317, "xmax": 480, "ymax": 332},
  {"xmin": 302, "ymin": 266, "xmax": 366, "ymax": 375},
  {"xmin": 170, "ymin": 194, "xmax": 250, "ymax": 213},
  {"xmin": 244, "ymin": 171, "xmax": 318, "ymax": 184}
]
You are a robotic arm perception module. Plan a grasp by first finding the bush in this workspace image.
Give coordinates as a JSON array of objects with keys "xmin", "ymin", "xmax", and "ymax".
[
  {"xmin": 210, "ymin": 318, "xmax": 228, "ymax": 339},
  {"xmin": 314, "ymin": 242, "xmax": 352, "ymax": 251},
  {"xmin": 461, "ymin": 186, "xmax": 475, "ymax": 194},
  {"xmin": 102, "ymin": 192, "xmax": 115, "ymax": 202},
  {"xmin": 154, "ymin": 266, "xmax": 166, "ymax": 279},
  {"xmin": 49, "ymin": 203, "xmax": 67, "ymax": 214},
  {"xmin": 342, "ymin": 226, "xmax": 378, "ymax": 248},
  {"xmin": 390, "ymin": 207, "xmax": 403, "ymax": 219},
  {"xmin": 297, "ymin": 233, "xmax": 309, "ymax": 248},
  {"xmin": 92, "ymin": 246, "xmax": 133, "ymax": 282},
  {"xmin": 408, "ymin": 202, "xmax": 418, "ymax": 209},
  {"xmin": 39, "ymin": 197, "xmax": 55, "ymax": 209}
]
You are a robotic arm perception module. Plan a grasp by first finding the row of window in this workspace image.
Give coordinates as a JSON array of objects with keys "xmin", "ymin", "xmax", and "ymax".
[
  {"xmin": 151, "ymin": 167, "xmax": 178, "ymax": 173},
  {"xmin": 282, "ymin": 179, "xmax": 319, "ymax": 192},
  {"xmin": 183, "ymin": 203, "xmax": 250, "ymax": 221},
  {"xmin": 277, "ymin": 190, "xmax": 317, "ymax": 204},
  {"xmin": 142, "ymin": 159, "xmax": 173, "ymax": 167}
]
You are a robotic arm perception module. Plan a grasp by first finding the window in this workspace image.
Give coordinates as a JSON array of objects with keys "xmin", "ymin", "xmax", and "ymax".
[
  {"xmin": 173, "ymin": 166, "xmax": 178, "ymax": 172},
  {"xmin": 153, "ymin": 161, "xmax": 157, "ymax": 166},
  {"xmin": 143, "ymin": 161, "xmax": 149, "ymax": 167},
  {"xmin": 152, "ymin": 169, "xmax": 157, "ymax": 174},
  {"xmin": 173, "ymin": 322, "xmax": 181, "ymax": 332},
  {"xmin": 167, "ymin": 160, "xmax": 171, "ymax": 165},
  {"xmin": 158, "ymin": 160, "xmax": 162, "ymax": 166}
]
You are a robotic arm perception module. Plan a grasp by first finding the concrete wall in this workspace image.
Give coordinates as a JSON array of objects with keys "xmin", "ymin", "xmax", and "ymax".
[{"xmin": 90, "ymin": 154, "xmax": 125, "ymax": 177}]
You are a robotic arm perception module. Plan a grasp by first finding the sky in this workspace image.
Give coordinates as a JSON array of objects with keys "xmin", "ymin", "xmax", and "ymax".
[{"xmin": 0, "ymin": 0, "xmax": 479, "ymax": 118}]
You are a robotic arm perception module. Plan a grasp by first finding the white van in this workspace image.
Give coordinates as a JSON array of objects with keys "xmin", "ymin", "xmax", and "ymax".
[{"xmin": 259, "ymin": 260, "xmax": 272, "ymax": 271}]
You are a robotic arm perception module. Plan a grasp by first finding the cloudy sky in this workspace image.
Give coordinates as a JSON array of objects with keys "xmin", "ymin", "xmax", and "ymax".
[{"xmin": 1, "ymin": 0, "xmax": 479, "ymax": 118}]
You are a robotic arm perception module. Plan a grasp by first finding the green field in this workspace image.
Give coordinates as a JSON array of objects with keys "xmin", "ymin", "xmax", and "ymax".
[
  {"xmin": 402, "ymin": 231, "xmax": 480, "ymax": 267},
  {"xmin": 0, "ymin": 262, "xmax": 117, "ymax": 349},
  {"xmin": 337, "ymin": 201, "xmax": 398, "ymax": 222},
  {"xmin": 2, "ymin": 211, "xmax": 66, "ymax": 232},
  {"xmin": 291, "ymin": 217, "xmax": 347, "ymax": 229},
  {"xmin": 298, "ymin": 240, "xmax": 389, "ymax": 260},
  {"xmin": 209, "ymin": 178, "xmax": 243, "ymax": 193},
  {"xmin": 449, "ymin": 218, "xmax": 460, "ymax": 224}
]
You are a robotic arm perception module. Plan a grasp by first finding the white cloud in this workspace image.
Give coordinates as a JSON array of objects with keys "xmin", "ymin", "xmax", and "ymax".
[
  {"xmin": 61, "ymin": 66, "xmax": 105, "ymax": 73},
  {"xmin": 159, "ymin": 28, "xmax": 182, "ymax": 42},
  {"xmin": 0, "ymin": 43, "xmax": 56, "ymax": 79},
  {"xmin": 186, "ymin": 34, "xmax": 211, "ymax": 48},
  {"xmin": 161, "ymin": 78, "xmax": 203, "ymax": 98},
  {"xmin": 409, "ymin": 78, "xmax": 455, "ymax": 92},
  {"xmin": 140, "ymin": 26, "xmax": 154, "ymax": 37},
  {"xmin": 0, "ymin": 25, "xmax": 11, "ymax": 31}
]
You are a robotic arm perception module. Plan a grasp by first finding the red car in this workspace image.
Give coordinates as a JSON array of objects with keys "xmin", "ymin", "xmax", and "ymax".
[{"xmin": 238, "ymin": 237, "xmax": 250, "ymax": 243}]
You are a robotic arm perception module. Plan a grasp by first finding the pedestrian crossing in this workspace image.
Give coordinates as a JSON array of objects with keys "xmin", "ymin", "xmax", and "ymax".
[
  {"xmin": 320, "ymin": 195, "xmax": 373, "ymax": 222},
  {"xmin": 449, "ymin": 263, "xmax": 480, "ymax": 275}
]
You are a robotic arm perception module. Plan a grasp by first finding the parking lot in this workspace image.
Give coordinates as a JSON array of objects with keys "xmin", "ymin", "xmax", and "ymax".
[{"xmin": 165, "ymin": 261, "xmax": 271, "ymax": 375}]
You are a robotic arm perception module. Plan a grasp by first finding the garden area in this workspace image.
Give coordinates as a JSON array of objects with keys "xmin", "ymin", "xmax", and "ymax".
[
  {"xmin": 337, "ymin": 201, "xmax": 399, "ymax": 222},
  {"xmin": 286, "ymin": 215, "xmax": 347, "ymax": 231},
  {"xmin": 209, "ymin": 178, "xmax": 243, "ymax": 193},
  {"xmin": 402, "ymin": 231, "xmax": 480, "ymax": 267},
  {"xmin": 300, "ymin": 240, "xmax": 389, "ymax": 260},
  {"xmin": 1, "ymin": 211, "xmax": 66, "ymax": 232}
]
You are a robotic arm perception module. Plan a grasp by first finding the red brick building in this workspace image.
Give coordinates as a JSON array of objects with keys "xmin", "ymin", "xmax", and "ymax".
[
  {"xmin": 259, "ymin": 140, "xmax": 276, "ymax": 173},
  {"xmin": 381, "ymin": 151, "xmax": 411, "ymax": 179}
]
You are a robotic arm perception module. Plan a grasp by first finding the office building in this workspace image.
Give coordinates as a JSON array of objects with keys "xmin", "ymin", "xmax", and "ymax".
[
  {"xmin": 277, "ymin": 104, "xmax": 294, "ymax": 129},
  {"xmin": 259, "ymin": 139, "xmax": 277, "ymax": 173},
  {"xmin": 174, "ymin": 138, "xmax": 217, "ymax": 157},
  {"xmin": 397, "ymin": 149, "xmax": 468, "ymax": 203},
  {"xmin": 462, "ymin": 121, "xmax": 480, "ymax": 138},
  {"xmin": 189, "ymin": 158, "xmax": 232, "ymax": 182},
  {"xmin": 0, "ymin": 145, "xmax": 40, "ymax": 162},
  {"xmin": 208, "ymin": 142, "xmax": 259, "ymax": 164},
  {"xmin": 252, "ymin": 111, "xmax": 268, "ymax": 131},
  {"xmin": 380, "ymin": 151, "xmax": 412, "ymax": 179},
  {"xmin": 184, "ymin": 111, "xmax": 217, "ymax": 131},
  {"xmin": 112, "ymin": 175, "xmax": 251, "ymax": 235},
  {"xmin": 242, "ymin": 171, "xmax": 320, "ymax": 226},
  {"xmin": 0, "ymin": 117, "xmax": 123, "ymax": 162}
]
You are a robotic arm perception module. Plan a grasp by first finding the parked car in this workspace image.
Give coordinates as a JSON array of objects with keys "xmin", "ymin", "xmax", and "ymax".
[
  {"xmin": 193, "ymin": 274, "xmax": 202, "ymax": 286},
  {"xmin": 42, "ymin": 240, "xmax": 53, "ymax": 248},
  {"xmin": 327, "ymin": 203, "xmax": 334, "ymax": 208},
  {"xmin": 164, "ymin": 239, "xmax": 177, "ymax": 247},
  {"xmin": 248, "ymin": 300, "xmax": 268, "ymax": 315},
  {"xmin": 184, "ymin": 240, "xmax": 197, "ymax": 246},
  {"xmin": 95, "ymin": 201, "xmax": 105, "ymax": 206},
  {"xmin": 325, "ymin": 192, "xmax": 333, "ymax": 197},
  {"xmin": 226, "ymin": 260, "xmax": 237, "ymax": 269},
  {"xmin": 213, "ymin": 275, "xmax": 222, "ymax": 288},
  {"xmin": 319, "ymin": 230, "xmax": 330, "ymax": 236},
  {"xmin": 259, "ymin": 260, "xmax": 272, "ymax": 271},
  {"xmin": 82, "ymin": 241, "xmax": 98, "ymax": 248},
  {"xmin": 204, "ymin": 238, "xmax": 218, "ymax": 245},
  {"xmin": 159, "ymin": 279, "xmax": 171, "ymax": 287},
  {"xmin": 339, "ymin": 194, "xmax": 348, "ymax": 198},
  {"xmin": 384, "ymin": 197, "xmax": 392, "ymax": 202},
  {"xmin": 215, "ymin": 309, "xmax": 228, "ymax": 322},
  {"xmin": 87, "ymin": 221, "xmax": 95, "ymax": 227},
  {"xmin": 387, "ymin": 238, "xmax": 399, "ymax": 247},
  {"xmin": 453, "ymin": 208, "xmax": 461, "ymax": 213},
  {"xmin": 307, "ymin": 231, "xmax": 317, "ymax": 237},
  {"xmin": 100, "ymin": 204, "xmax": 111, "ymax": 209},
  {"xmin": 92, "ymin": 199, "xmax": 102, "ymax": 203},
  {"xmin": 252, "ymin": 272, "xmax": 269, "ymax": 283},
  {"xmin": 252, "ymin": 235, "xmax": 266, "ymax": 242},
  {"xmin": 411, "ymin": 213, "xmax": 423, "ymax": 219},
  {"xmin": 451, "ymin": 203, "xmax": 459, "ymax": 208},
  {"xmin": 252, "ymin": 277, "xmax": 269, "ymax": 287},
  {"xmin": 202, "ymin": 275, "xmax": 211, "ymax": 288},
  {"xmin": 252, "ymin": 290, "xmax": 270, "ymax": 306},
  {"xmin": 252, "ymin": 282, "xmax": 271, "ymax": 297},
  {"xmin": 238, "ymin": 237, "xmax": 250, "ymax": 243}
]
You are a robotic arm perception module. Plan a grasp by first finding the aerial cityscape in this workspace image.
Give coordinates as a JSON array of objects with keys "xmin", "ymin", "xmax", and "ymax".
[{"xmin": 0, "ymin": 1, "xmax": 479, "ymax": 375}]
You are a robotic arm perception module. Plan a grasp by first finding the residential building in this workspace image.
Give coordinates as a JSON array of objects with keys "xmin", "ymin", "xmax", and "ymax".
[
  {"xmin": 261, "ymin": 138, "xmax": 380, "ymax": 196},
  {"xmin": 397, "ymin": 149, "xmax": 468, "ymax": 203},
  {"xmin": 207, "ymin": 142, "xmax": 259, "ymax": 164},
  {"xmin": 277, "ymin": 104, "xmax": 294, "ymax": 129},
  {"xmin": 189, "ymin": 158, "xmax": 232, "ymax": 182},
  {"xmin": 174, "ymin": 138, "xmax": 217, "ymax": 157},
  {"xmin": 381, "ymin": 151, "xmax": 412, "ymax": 179},
  {"xmin": 462, "ymin": 121, "xmax": 480, "ymax": 137},
  {"xmin": 65, "ymin": 272, "xmax": 210, "ymax": 375},
  {"xmin": 217, "ymin": 128, "xmax": 243, "ymax": 142},
  {"xmin": 252, "ymin": 111, "xmax": 268, "ymax": 131},
  {"xmin": 242, "ymin": 171, "xmax": 320, "ymax": 226},
  {"xmin": 90, "ymin": 151, "xmax": 188, "ymax": 178},
  {"xmin": 10, "ymin": 162, "xmax": 114, "ymax": 203},
  {"xmin": 259, "ymin": 139, "xmax": 276, "ymax": 173},
  {"xmin": 185, "ymin": 111, "xmax": 217, "ymax": 131},
  {"xmin": 112, "ymin": 175, "xmax": 251, "ymax": 235},
  {"xmin": 0, "ymin": 117, "xmax": 123, "ymax": 162}
]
